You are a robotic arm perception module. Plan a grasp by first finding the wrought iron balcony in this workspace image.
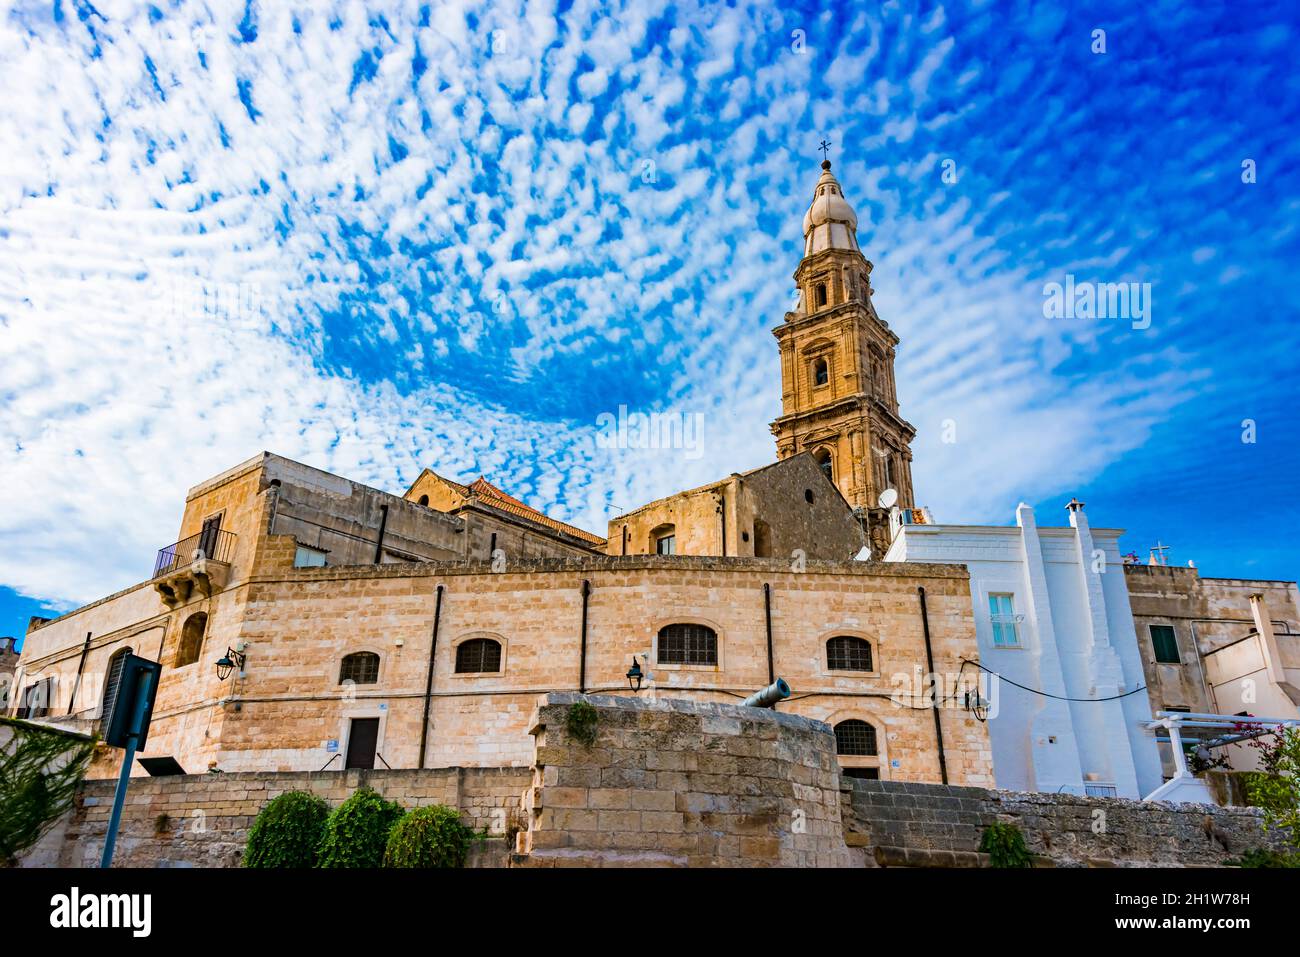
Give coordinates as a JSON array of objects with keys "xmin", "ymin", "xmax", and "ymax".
[{"xmin": 152, "ymin": 528, "xmax": 236, "ymax": 606}]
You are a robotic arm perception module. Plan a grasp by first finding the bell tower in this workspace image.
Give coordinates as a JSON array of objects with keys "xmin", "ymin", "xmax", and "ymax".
[{"xmin": 769, "ymin": 159, "xmax": 916, "ymax": 556}]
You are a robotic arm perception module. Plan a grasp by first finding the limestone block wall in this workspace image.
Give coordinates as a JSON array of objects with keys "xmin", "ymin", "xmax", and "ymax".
[
  {"xmin": 213, "ymin": 556, "xmax": 992, "ymax": 785},
  {"xmin": 515, "ymin": 693, "xmax": 852, "ymax": 867},
  {"xmin": 20, "ymin": 766, "xmax": 532, "ymax": 869},
  {"xmin": 841, "ymin": 777, "xmax": 1289, "ymax": 868}
]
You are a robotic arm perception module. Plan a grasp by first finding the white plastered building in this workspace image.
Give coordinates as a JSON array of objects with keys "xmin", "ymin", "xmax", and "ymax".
[{"xmin": 883, "ymin": 499, "xmax": 1163, "ymax": 799}]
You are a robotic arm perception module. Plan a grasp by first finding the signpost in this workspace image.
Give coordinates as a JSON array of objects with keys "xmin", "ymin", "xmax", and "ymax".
[{"xmin": 100, "ymin": 654, "xmax": 162, "ymax": 868}]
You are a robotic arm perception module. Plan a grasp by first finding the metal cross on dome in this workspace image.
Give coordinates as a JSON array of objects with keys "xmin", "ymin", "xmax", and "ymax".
[{"xmin": 818, "ymin": 139, "xmax": 832, "ymax": 161}]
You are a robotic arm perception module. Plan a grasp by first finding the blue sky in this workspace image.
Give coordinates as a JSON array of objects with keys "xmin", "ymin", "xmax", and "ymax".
[{"xmin": 2, "ymin": 0, "xmax": 1298, "ymax": 648}]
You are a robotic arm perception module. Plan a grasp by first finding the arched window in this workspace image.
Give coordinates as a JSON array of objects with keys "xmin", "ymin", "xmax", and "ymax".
[
  {"xmin": 339, "ymin": 651, "xmax": 380, "ymax": 685},
  {"xmin": 834, "ymin": 719, "xmax": 878, "ymax": 756},
  {"xmin": 418, "ymin": 494, "xmax": 429, "ymax": 506},
  {"xmin": 827, "ymin": 636, "xmax": 873, "ymax": 672},
  {"xmin": 176, "ymin": 612, "xmax": 208, "ymax": 667},
  {"xmin": 753, "ymin": 519, "xmax": 772, "ymax": 558},
  {"xmin": 657, "ymin": 623, "xmax": 718, "ymax": 666},
  {"xmin": 815, "ymin": 282, "xmax": 828, "ymax": 307},
  {"xmin": 102, "ymin": 647, "xmax": 133, "ymax": 720},
  {"xmin": 813, "ymin": 357, "xmax": 829, "ymax": 386},
  {"xmin": 651, "ymin": 523, "xmax": 676, "ymax": 556},
  {"xmin": 813, "ymin": 448, "xmax": 833, "ymax": 483},
  {"xmin": 455, "ymin": 638, "xmax": 502, "ymax": 674}
]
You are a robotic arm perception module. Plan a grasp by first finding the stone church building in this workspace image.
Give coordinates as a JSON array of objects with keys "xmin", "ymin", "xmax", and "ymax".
[{"xmin": 10, "ymin": 161, "xmax": 988, "ymax": 787}]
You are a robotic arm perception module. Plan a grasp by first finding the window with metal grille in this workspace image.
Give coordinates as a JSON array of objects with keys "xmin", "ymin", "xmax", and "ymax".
[
  {"xmin": 657, "ymin": 623, "xmax": 718, "ymax": 666},
  {"xmin": 339, "ymin": 651, "xmax": 380, "ymax": 685},
  {"xmin": 1150, "ymin": 624, "xmax": 1180, "ymax": 663},
  {"xmin": 834, "ymin": 719, "xmax": 878, "ymax": 756},
  {"xmin": 455, "ymin": 638, "xmax": 502, "ymax": 674},
  {"xmin": 827, "ymin": 636, "xmax": 873, "ymax": 672},
  {"xmin": 101, "ymin": 647, "xmax": 132, "ymax": 720}
]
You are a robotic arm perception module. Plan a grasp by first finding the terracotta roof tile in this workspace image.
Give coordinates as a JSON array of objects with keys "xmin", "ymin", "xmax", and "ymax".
[{"xmin": 463, "ymin": 475, "xmax": 606, "ymax": 547}]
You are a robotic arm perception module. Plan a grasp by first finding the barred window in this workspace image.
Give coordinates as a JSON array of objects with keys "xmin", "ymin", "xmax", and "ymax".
[
  {"xmin": 657, "ymin": 623, "xmax": 718, "ymax": 666},
  {"xmin": 339, "ymin": 651, "xmax": 380, "ymax": 685},
  {"xmin": 827, "ymin": 635, "xmax": 872, "ymax": 672},
  {"xmin": 834, "ymin": 719, "xmax": 878, "ymax": 756},
  {"xmin": 455, "ymin": 638, "xmax": 502, "ymax": 674}
]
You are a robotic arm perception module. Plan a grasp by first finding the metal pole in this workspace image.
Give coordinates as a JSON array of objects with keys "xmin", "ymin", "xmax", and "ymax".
[{"xmin": 100, "ymin": 668, "xmax": 155, "ymax": 868}]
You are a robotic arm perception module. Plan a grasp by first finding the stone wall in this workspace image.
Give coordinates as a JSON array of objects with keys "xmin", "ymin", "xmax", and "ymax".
[
  {"xmin": 20, "ymin": 766, "xmax": 532, "ymax": 869},
  {"xmin": 841, "ymin": 777, "xmax": 1288, "ymax": 868},
  {"xmin": 18, "ymin": 693, "xmax": 1289, "ymax": 869},
  {"xmin": 514, "ymin": 693, "xmax": 852, "ymax": 867}
]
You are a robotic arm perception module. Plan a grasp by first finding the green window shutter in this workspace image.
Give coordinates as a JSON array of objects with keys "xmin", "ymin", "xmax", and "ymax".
[{"xmin": 1150, "ymin": 625, "xmax": 1180, "ymax": 663}]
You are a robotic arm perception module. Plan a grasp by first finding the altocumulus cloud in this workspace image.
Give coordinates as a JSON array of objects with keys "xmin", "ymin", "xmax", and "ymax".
[{"xmin": 1, "ymin": 0, "xmax": 1298, "ymax": 611}]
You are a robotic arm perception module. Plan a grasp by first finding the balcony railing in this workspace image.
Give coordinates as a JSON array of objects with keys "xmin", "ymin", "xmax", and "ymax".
[{"xmin": 153, "ymin": 528, "xmax": 236, "ymax": 578}]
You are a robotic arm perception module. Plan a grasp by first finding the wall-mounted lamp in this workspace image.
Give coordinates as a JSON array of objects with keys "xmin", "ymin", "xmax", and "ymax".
[
  {"xmin": 215, "ymin": 647, "xmax": 247, "ymax": 681},
  {"xmin": 626, "ymin": 657, "xmax": 644, "ymax": 692}
]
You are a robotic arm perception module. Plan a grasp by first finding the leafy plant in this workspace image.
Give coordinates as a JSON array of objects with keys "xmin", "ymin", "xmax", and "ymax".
[
  {"xmin": 243, "ymin": 791, "xmax": 329, "ymax": 868},
  {"xmin": 1229, "ymin": 847, "xmax": 1300, "ymax": 868},
  {"xmin": 979, "ymin": 820, "xmax": 1032, "ymax": 868},
  {"xmin": 1243, "ymin": 726, "xmax": 1300, "ymax": 850},
  {"xmin": 316, "ymin": 786, "xmax": 404, "ymax": 868},
  {"xmin": 566, "ymin": 701, "xmax": 599, "ymax": 748},
  {"xmin": 0, "ymin": 717, "xmax": 95, "ymax": 866},
  {"xmin": 383, "ymin": 805, "xmax": 477, "ymax": 868}
]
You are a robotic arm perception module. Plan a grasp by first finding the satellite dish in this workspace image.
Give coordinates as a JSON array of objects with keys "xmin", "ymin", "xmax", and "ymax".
[{"xmin": 878, "ymin": 488, "xmax": 898, "ymax": 508}]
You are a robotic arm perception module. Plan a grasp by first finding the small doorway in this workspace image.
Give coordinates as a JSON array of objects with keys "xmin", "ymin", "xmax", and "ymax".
[{"xmin": 345, "ymin": 717, "xmax": 380, "ymax": 769}]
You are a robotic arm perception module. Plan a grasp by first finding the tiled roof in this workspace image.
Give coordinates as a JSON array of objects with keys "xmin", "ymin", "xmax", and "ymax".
[{"xmin": 446, "ymin": 473, "xmax": 606, "ymax": 547}]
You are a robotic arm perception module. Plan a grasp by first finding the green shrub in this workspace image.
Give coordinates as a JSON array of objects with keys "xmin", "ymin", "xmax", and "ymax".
[
  {"xmin": 316, "ymin": 786, "xmax": 405, "ymax": 868},
  {"xmin": 383, "ymin": 805, "xmax": 477, "ymax": 868},
  {"xmin": 979, "ymin": 820, "xmax": 1032, "ymax": 868},
  {"xmin": 1231, "ymin": 847, "xmax": 1300, "ymax": 868},
  {"xmin": 0, "ymin": 717, "xmax": 96, "ymax": 866},
  {"xmin": 566, "ymin": 701, "xmax": 599, "ymax": 747},
  {"xmin": 242, "ymin": 791, "xmax": 329, "ymax": 868}
]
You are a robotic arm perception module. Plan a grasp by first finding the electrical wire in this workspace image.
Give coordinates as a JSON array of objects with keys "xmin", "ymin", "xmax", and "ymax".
[{"xmin": 960, "ymin": 658, "xmax": 1147, "ymax": 702}]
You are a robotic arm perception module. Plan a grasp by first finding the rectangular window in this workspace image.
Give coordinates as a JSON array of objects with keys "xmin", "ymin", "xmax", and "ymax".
[
  {"xmin": 1150, "ymin": 624, "xmax": 1181, "ymax": 663},
  {"xmin": 655, "ymin": 535, "xmax": 676, "ymax": 555},
  {"xmin": 294, "ymin": 545, "xmax": 328, "ymax": 568},
  {"xmin": 988, "ymin": 593, "xmax": 1020, "ymax": 647}
]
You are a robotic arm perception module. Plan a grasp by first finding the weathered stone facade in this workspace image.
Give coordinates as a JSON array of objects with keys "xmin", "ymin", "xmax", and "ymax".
[
  {"xmin": 605, "ymin": 452, "xmax": 864, "ymax": 560},
  {"xmin": 11, "ymin": 449, "xmax": 994, "ymax": 788},
  {"xmin": 516, "ymin": 693, "xmax": 852, "ymax": 867},
  {"xmin": 1125, "ymin": 564, "xmax": 1300, "ymax": 774}
]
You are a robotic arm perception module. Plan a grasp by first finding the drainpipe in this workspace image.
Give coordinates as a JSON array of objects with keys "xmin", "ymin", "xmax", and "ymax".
[
  {"xmin": 719, "ymin": 495, "xmax": 727, "ymax": 557},
  {"xmin": 66, "ymin": 631, "xmax": 93, "ymax": 715},
  {"xmin": 917, "ymin": 586, "xmax": 949, "ymax": 785},
  {"xmin": 418, "ymin": 584, "xmax": 444, "ymax": 769},
  {"xmin": 578, "ymin": 580, "xmax": 591, "ymax": 693},
  {"xmin": 763, "ymin": 584, "xmax": 775, "ymax": 686},
  {"xmin": 373, "ymin": 503, "xmax": 390, "ymax": 563}
]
